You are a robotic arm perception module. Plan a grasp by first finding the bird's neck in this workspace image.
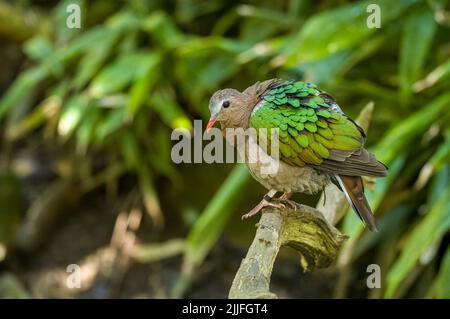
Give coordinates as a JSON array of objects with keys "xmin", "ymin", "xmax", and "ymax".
[{"xmin": 221, "ymin": 79, "xmax": 280, "ymax": 130}]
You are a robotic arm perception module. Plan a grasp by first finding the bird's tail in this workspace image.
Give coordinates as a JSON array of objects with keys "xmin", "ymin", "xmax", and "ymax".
[{"xmin": 334, "ymin": 174, "xmax": 378, "ymax": 232}]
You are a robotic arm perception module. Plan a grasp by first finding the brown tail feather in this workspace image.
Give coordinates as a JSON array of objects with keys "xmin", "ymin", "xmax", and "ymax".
[{"xmin": 336, "ymin": 175, "xmax": 378, "ymax": 232}]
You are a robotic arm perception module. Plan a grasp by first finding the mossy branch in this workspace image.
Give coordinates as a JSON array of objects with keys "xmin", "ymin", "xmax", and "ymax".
[{"xmin": 228, "ymin": 202, "xmax": 347, "ymax": 299}]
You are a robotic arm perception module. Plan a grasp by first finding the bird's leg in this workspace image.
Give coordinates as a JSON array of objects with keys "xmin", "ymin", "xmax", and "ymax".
[
  {"xmin": 242, "ymin": 189, "xmax": 283, "ymax": 219},
  {"xmin": 278, "ymin": 192, "xmax": 297, "ymax": 210}
]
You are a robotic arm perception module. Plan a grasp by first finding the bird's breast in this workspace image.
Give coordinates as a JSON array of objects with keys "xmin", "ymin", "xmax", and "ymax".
[{"xmin": 236, "ymin": 135, "xmax": 329, "ymax": 194}]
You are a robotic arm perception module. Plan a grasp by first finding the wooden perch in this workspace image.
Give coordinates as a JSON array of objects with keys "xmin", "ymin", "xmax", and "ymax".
[
  {"xmin": 229, "ymin": 202, "xmax": 347, "ymax": 299},
  {"xmin": 228, "ymin": 103, "xmax": 374, "ymax": 299}
]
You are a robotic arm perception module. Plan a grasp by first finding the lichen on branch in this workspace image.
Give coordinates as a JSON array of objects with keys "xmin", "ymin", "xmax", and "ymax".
[{"xmin": 229, "ymin": 203, "xmax": 347, "ymax": 299}]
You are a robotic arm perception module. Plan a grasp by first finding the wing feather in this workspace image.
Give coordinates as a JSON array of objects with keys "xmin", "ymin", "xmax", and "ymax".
[{"xmin": 250, "ymin": 80, "xmax": 387, "ymax": 177}]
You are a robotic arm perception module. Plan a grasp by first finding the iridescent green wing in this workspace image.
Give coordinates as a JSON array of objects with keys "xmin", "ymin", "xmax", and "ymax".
[{"xmin": 250, "ymin": 81, "xmax": 363, "ymax": 168}]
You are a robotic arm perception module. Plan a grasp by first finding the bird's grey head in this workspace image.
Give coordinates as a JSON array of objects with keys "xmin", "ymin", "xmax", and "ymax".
[
  {"xmin": 208, "ymin": 88, "xmax": 241, "ymax": 119},
  {"xmin": 206, "ymin": 88, "xmax": 244, "ymax": 131}
]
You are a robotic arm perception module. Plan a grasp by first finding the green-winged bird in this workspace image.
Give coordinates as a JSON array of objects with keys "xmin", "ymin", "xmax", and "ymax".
[{"xmin": 206, "ymin": 79, "xmax": 387, "ymax": 232}]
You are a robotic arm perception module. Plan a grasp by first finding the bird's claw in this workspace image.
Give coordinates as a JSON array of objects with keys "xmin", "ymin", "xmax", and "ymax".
[
  {"xmin": 277, "ymin": 193, "xmax": 297, "ymax": 211},
  {"xmin": 278, "ymin": 198, "xmax": 297, "ymax": 210},
  {"xmin": 241, "ymin": 199, "xmax": 284, "ymax": 219}
]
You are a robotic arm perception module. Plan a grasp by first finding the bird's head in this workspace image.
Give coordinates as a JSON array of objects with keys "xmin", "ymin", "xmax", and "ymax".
[{"xmin": 206, "ymin": 88, "xmax": 244, "ymax": 132}]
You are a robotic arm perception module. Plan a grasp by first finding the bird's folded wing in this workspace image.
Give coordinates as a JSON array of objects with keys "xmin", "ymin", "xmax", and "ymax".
[{"xmin": 250, "ymin": 80, "xmax": 387, "ymax": 177}]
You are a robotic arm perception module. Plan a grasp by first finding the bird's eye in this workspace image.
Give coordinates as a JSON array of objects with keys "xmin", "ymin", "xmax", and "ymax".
[{"xmin": 222, "ymin": 100, "xmax": 230, "ymax": 108}]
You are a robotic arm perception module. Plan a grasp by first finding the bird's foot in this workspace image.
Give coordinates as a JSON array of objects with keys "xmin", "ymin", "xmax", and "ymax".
[{"xmin": 241, "ymin": 195, "xmax": 284, "ymax": 220}]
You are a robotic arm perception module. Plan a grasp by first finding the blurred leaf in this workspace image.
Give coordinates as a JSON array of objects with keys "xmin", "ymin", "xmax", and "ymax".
[
  {"xmin": 142, "ymin": 11, "xmax": 184, "ymax": 49},
  {"xmin": 415, "ymin": 131, "xmax": 450, "ymax": 190},
  {"xmin": 89, "ymin": 51, "xmax": 157, "ymax": 98},
  {"xmin": 5, "ymin": 94, "xmax": 63, "ymax": 141},
  {"xmin": 385, "ymin": 184, "xmax": 450, "ymax": 298},
  {"xmin": 399, "ymin": 5, "xmax": 437, "ymax": 105},
  {"xmin": 353, "ymin": 202, "xmax": 413, "ymax": 260},
  {"xmin": 427, "ymin": 246, "xmax": 450, "ymax": 298},
  {"xmin": 374, "ymin": 93, "xmax": 450, "ymax": 164},
  {"xmin": 237, "ymin": 36, "xmax": 286, "ymax": 64},
  {"xmin": 342, "ymin": 94, "xmax": 450, "ymax": 242},
  {"xmin": 126, "ymin": 52, "xmax": 161, "ymax": 116},
  {"xmin": 0, "ymin": 273, "xmax": 29, "ymax": 298},
  {"xmin": 24, "ymin": 36, "xmax": 63, "ymax": 76},
  {"xmin": 119, "ymin": 129, "xmax": 142, "ymax": 169},
  {"xmin": 175, "ymin": 54, "xmax": 241, "ymax": 107},
  {"xmin": 428, "ymin": 164, "xmax": 450, "ymax": 205},
  {"xmin": 175, "ymin": 0, "xmax": 223, "ymax": 23},
  {"xmin": 54, "ymin": 0, "xmax": 85, "ymax": 43},
  {"xmin": 288, "ymin": 50, "xmax": 351, "ymax": 84},
  {"xmin": 183, "ymin": 165, "xmax": 251, "ymax": 272},
  {"xmin": 149, "ymin": 88, "xmax": 192, "ymax": 130},
  {"xmin": 75, "ymin": 106, "xmax": 101, "ymax": 154},
  {"xmin": 82, "ymin": 162, "xmax": 126, "ymax": 192},
  {"xmin": 213, "ymin": 4, "xmax": 292, "ymax": 39},
  {"xmin": 147, "ymin": 126, "xmax": 178, "ymax": 180},
  {"xmin": 335, "ymin": 79, "xmax": 399, "ymax": 102},
  {"xmin": 177, "ymin": 37, "xmax": 250, "ymax": 56},
  {"xmin": 72, "ymin": 31, "xmax": 119, "ymax": 89},
  {"xmin": 106, "ymin": 10, "xmax": 142, "ymax": 33},
  {"xmin": 138, "ymin": 165, "xmax": 163, "ymax": 227},
  {"xmin": 132, "ymin": 239, "xmax": 185, "ymax": 263},
  {"xmin": 94, "ymin": 107, "xmax": 126, "ymax": 143},
  {"xmin": 413, "ymin": 58, "xmax": 450, "ymax": 92},
  {"xmin": 282, "ymin": 0, "xmax": 416, "ymax": 65},
  {"xmin": 61, "ymin": 26, "xmax": 110, "ymax": 61},
  {"xmin": 0, "ymin": 66, "xmax": 48, "ymax": 120},
  {"xmin": 337, "ymin": 33, "xmax": 390, "ymax": 76},
  {"xmin": 57, "ymin": 94, "xmax": 89, "ymax": 139}
]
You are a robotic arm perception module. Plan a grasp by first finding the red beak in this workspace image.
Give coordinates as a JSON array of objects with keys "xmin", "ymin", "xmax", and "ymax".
[{"xmin": 205, "ymin": 116, "xmax": 217, "ymax": 133}]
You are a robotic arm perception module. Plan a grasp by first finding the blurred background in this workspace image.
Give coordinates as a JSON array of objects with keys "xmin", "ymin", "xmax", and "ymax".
[{"xmin": 0, "ymin": 0, "xmax": 449, "ymax": 299}]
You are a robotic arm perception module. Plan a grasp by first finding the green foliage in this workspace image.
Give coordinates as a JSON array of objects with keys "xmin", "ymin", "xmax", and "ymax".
[
  {"xmin": 282, "ymin": 0, "xmax": 416, "ymax": 65},
  {"xmin": 0, "ymin": 0, "xmax": 449, "ymax": 298},
  {"xmin": 184, "ymin": 165, "xmax": 250, "ymax": 273},
  {"xmin": 386, "ymin": 174, "xmax": 450, "ymax": 297},
  {"xmin": 428, "ymin": 246, "xmax": 450, "ymax": 298},
  {"xmin": 399, "ymin": 4, "xmax": 437, "ymax": 105}
]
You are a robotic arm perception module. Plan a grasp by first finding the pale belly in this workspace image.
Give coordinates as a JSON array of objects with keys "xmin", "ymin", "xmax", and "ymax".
[
  {"xmin": 237, "ymin": 136, "xmax": 330, "ymax": 194},
  {"xmin": 246, "ymin": 158, "xmax": 329, "ymax": 194}
]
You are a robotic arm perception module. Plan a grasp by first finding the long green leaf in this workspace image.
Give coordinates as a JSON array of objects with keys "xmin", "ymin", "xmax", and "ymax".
[
  {"xmin": 0, "ymin": 66, "xmax": 48, "ymax": 120},
  {"xmin": 149, "ymin": 88, "xmax": 192, "ymax": 130},
  {"xmin": 282, "ymin": 0, "xmax": 416, "ymax": 65},
  {"xmin": 341, "ymin": 95, "xmax": 450, "ymax": 246},
  {"xmin": 183, "ymin": 165, "xmax": 251, "ymax": 271},
  {"xmin": 374, "ymin": 93, "xmax": 450, "ymax": 164},
  {"xmin": 414, "ymin": 58, "xmax": 450, "ymax": 92},
  {"xmin": 399, "ymin": 5, "xmax": 437, "ymax": 105},
  {"xmin": 385, "ymin": 185, "xmax": 450, "ymax": 298},
  {"xmin": 427, "ymin": 246, "xmax": 450, "ymax": 298},
  {"xmin": 126, "ymin": 52, "xmax": 161, "ymax": 116},
  {"xmin": 89, "ymin": 51, "xmax": 157, "ymax": 98}
]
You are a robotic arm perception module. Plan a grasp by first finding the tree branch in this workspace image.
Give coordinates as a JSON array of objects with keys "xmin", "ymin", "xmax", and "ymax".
[{"xmin": 229, "ymin": 202, "xmax": 347, "ymax": 299}]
